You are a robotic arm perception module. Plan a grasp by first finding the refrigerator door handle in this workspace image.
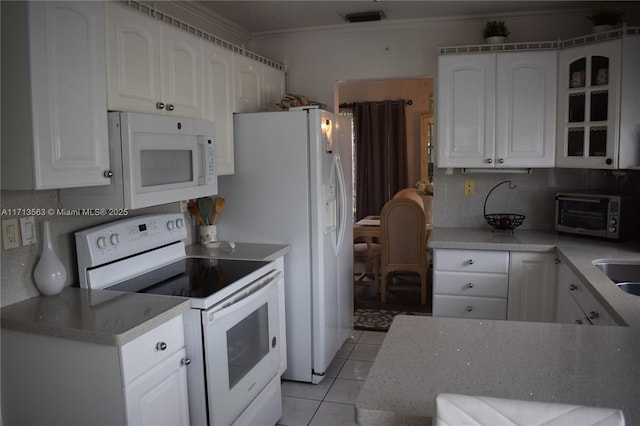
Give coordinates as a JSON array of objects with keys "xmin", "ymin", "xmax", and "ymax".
[{"xmin": 333, "ymin": 154, "xmax": 348, "ymax": 255}]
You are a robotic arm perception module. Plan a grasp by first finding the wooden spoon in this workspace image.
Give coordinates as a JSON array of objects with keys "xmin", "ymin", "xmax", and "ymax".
[
  {"xmin": 211, "ymin": 197, "xmax": 226, "ymax": 224},
  {"xmin": 187, "ymin": 199, "xmax": 205, "ymax": 225}
]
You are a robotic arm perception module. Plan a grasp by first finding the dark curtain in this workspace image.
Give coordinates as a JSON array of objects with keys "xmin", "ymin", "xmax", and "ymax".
[{"xmin": 353, "ymin": 100, "xmax": 408, "ymax": 220}]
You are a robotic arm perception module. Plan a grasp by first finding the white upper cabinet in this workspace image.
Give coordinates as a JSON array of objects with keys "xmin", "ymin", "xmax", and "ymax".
[
  {"xmin": 619, "ymin": 36, "xmax": 640, "ymax": 169},
  {"xmin": 556, "ymin": 35, "xmax": 640, "ymax": 169},
  {"xmin": 233, "ymin": 54, "xmax": 262, "ymax": 113},
  {"xmin": 496, "ymin": 52, "xmax": 557, "ymax": 167},
  {"xmin": 1, "ymin": 1, "xmax": 111, "ymax": 190},
  {"xmin": 437, "ymin": 53, "xmax": 495, "ymax": 168},
  {"xmin": 263, "ymin": 64, "xmax": 286, "ymax": 109},
  {"xmin": 556, "ymin": 40, "xmax": 621, "ymax": 169},
  {"xmin": 437, "ymin": 50, "xmax": 556, "ymax": 168},
  {"xmin": 202, "ymin": 42, "xmax": 234, "ymax": 175},
  {"xmin": 106, "ymin": 3, "xmax": 203, "ymax": 119}
]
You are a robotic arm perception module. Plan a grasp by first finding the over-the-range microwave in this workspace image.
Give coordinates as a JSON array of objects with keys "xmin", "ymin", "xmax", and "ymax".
[
  {"xmin": 60, "ymin": 112, "xmax": 217, "ymax": 210},
  {"xmin": 556, "ymin": 192, "xmax": 640, "ymax": 240}
]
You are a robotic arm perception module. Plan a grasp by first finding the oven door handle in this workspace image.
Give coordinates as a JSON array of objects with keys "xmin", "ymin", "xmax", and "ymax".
[
  {"xmin": 556, "ymin": 196, "xmax": 606, "ymax": 203},
  {"xmin": 207, "ymin": 270, "xmax": 282, "ymax": 320}
]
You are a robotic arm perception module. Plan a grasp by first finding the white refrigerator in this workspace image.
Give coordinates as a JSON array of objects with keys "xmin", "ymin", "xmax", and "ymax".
[{"xmin": 217, "ymin": 107, "xmax": 353, "ymax": 383}]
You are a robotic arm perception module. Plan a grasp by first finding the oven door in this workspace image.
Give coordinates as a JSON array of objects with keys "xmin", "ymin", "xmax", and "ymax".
[
  {"xmin": 202, "ymin": 270, "xmax": 282, "ymax": 426},
  {"xmin": 556, "ymin": 195, "xmax": 609, "ymax": 238}
]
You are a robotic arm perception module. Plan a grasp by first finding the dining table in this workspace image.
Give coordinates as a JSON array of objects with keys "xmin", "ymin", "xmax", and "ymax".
[{"xmin": 353, "ymin": 216, "xmax": 433, "ymax": 242}]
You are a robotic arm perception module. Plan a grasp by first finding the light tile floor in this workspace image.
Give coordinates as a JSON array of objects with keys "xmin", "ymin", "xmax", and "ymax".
[{"xmin": 278, "ymin": 330, "xmax": 387, "ymax": 426}]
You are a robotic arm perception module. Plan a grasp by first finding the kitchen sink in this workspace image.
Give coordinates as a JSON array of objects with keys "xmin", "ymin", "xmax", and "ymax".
[
  {"xmin": 616, "ymin": 283, "xmax": 640, "ymax": 296},
  {"xmin": 593, "ymin": 260, "xmax": 640, "ymax": 296}
]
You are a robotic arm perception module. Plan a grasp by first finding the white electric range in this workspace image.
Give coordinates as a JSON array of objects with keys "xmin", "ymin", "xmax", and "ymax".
[{"xmin": 75, "ymin": 213, "xmax": 286, "ymax": 426}]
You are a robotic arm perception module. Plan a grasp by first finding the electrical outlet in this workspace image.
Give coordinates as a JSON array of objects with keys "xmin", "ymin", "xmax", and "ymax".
[
  {"xmin": 2, "ymin": 218, "xmax": 21, "ymax": 250},
  {"xmin": 464, "ymin": 180, "xmax": 475, "ymax": 196}
]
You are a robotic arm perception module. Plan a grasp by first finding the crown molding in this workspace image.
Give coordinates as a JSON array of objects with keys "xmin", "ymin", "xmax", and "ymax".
[{"xmin": 167, "ymin": 1, "xmax": 253, "ymax": 43}]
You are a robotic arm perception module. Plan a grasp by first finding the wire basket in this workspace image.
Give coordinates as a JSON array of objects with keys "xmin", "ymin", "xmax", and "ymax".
[
  {"xmin": 483, "ymin": 180, "xmax": 525, "ymax": 232},
  {"xmin": 484, "ymin": 213, "xmax": 525, "ymax": 231}
]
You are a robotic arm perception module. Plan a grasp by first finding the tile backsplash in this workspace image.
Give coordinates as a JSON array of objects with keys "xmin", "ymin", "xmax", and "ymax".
[
  {"xmin": 0, "ymin": 190, "xmax": 194, "ymax": 307},
  {"xmin": 432, "ymin": 168, "xmax": 640, "ymax": 230}
]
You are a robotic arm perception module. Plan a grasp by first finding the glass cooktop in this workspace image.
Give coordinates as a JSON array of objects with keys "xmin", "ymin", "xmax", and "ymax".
[{"xmin": 107, "ymin": 257, "xmax": 269, "ymax": 299}]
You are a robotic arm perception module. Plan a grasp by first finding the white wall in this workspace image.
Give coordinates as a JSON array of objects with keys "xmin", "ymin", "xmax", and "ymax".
[
  {"xmin": 249, "ymin": 7, "xmax": 640, "ymax": 229},
  {"xmin": 250, "ymin": 9, "xmax": 629, "ymax": 108}
]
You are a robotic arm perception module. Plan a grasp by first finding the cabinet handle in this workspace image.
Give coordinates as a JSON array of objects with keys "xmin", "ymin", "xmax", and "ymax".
[
  {"xmin": 156, "ymin": 342, "xmax": 168, "ymax": 351},
  {"xmin": 181, "ymin": 358, "xmax": 191, "ymax": 366},
  {"xmin": 466, "ymin": 283, "xmax": 474, "ymax": 288},
  {"xmin": 166, "ymin": 104, "xmax": 175, "ymax": 111},
  {"xmin": 103, "ymin": 170, "xmax": 113, "ymax": 178},
  {"xmin": 568, "ymin": 284, "xmax": 578, "ymax": 291},
  {"xmin": 498, "ymin": 158, "xmax": 505, "ymax": 164},
  {"xmin": 486, "ymin": 159, "xmax": 493, "ymax": 164},
  {"xmin": 156, "ymin": 102, "xmax": 165, "ymax": 110},
  {"xmin": 588, "ymin": 311, "xmax": 600, "ymax": 320},
  {"xmin": 465, "ymin": 306, "xmax": 473, "ymax": 312},
  {"xmin": 467, "ymin": 259, "xmax": 474, "ymax": 265}
]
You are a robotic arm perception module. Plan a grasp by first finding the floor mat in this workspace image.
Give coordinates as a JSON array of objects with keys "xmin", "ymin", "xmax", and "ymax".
[
  {"xmin": 353, "ymin": 308, "xmax": 401, "ymax": 331},
  {"xmin": 353, "ymin": 273, "xmax": 432, "ymax": 331},
  {"xmin": 353, "ymin": 308, "xmax": 432, "ymax": 331}
]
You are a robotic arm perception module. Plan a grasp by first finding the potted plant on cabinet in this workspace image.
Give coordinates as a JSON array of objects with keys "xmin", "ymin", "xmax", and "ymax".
[
  {"xmin": 482, "ymin": 20, "xmax": 510, "ymax": 44},
  {"xmin": 587, "ymin": 7, "xmax": 624, "ymax": 33}
]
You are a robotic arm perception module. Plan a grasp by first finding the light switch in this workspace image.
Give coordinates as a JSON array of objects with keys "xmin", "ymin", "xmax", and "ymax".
[
  {"xmin": 20, "ymin": 216, "xmax": 36, "ymax": 246},
  {"xmin": 2, "ymin": 218, "xmax": 20, "ymax": 250}
]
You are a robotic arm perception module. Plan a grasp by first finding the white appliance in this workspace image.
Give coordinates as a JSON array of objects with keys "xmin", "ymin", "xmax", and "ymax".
[
  {"xmin": 60, "ymin": 112, "xmax": 217, "ymax": 210},
  {"xmin": 217, "ymin": 107, "xmax": 353, "ymax": 383},
  {"xmin": 75, "ymin": 213, "xmax": 286, "ymax": 426}
]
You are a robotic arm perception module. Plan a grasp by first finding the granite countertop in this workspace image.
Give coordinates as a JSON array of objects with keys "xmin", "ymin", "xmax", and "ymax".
[
  {"xmin": 428, "ymin": 227, "xmax": 640, "ymax": 327},
  {"xmin": 355, "ymin": 229, "xmax": 640, "ymax": 425},
  {"xmin": 356, "ymin": 315, "xmax": 640, "ymax": 425},
  {"xmin": 186, "ymin": 242, "xmax": 290, "ymax": 261},
  {"xmin": 1, "ymin": 287, "xmax": 190, "ymax": 346}
]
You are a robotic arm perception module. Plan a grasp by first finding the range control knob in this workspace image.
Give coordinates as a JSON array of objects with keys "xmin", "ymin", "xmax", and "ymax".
[
  {"xmin": 175, "ymin": 218, "xmax": 185, "ymax": 228},
  {"xmin": 109, "ymin": 233, "xmax": 120, "ymax": 246},
  {"xmin": 167, "ymin": 220, "xmax": 175, "ymax": 230},
  {"xmin": 609, "ymin": 219, "xmax": 617, "ymax": 225},
  {"xmin": 608, "ymin": 226, "xmax": 617, "ymax": 233},
  {"xmin": 96, "ymin": 236, "xmax": 108, "ymax": 249}
]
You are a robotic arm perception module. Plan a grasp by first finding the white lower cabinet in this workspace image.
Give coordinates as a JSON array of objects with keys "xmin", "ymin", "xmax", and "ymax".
[
  {"xmin": 507, "ymin": 252, "xmax": 558, "ymax": 322},
  {"xmin": 125, "ymin": 349, "xmax": 190, "ymax": 425},
  {"xmin": 1, "ymin": 315, "xmax": 189, "ymax": 426},
  {"xmin": 555, "ymin": 262, "xmax": 614, "ymax": 326},
  {"xmin": 433, "ymin": 249, "xmax": 509, "ymax": 320},
  {"xmin": 434, "ymin": 249, "xmax": 560, "ymax": 323}
]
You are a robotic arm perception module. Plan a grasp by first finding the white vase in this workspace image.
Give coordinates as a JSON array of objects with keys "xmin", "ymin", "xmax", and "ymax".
[
  {"xmin": 33, "ymin": 221, "xmax": 67, "ymax": 296},
  {"xmin": 486, "ymin": 36, "xmax": 506, "ymax": 44}
]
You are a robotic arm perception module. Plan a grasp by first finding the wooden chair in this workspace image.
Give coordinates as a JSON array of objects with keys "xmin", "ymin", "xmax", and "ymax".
[
  {"xmin": 392, "ymin": 187, "xmax": 424, "ymax": 211},
  {"xmin": 380, "ymin": 197, "xmax": 429, "ymax": 305},
  {"xmin": 354, "ymin": 236, "xmax": 381, "ymax": 292}
]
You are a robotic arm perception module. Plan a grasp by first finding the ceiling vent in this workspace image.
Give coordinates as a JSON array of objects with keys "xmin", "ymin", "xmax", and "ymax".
[{"xmin": 344, "ymin": 10, "xmax": 386, "ymax": 23}]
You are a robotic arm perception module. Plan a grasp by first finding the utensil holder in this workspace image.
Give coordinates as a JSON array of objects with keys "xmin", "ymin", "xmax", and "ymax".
[{"xmin": 199, "ymin": 224, "xmax": 217, "ymax": 245}]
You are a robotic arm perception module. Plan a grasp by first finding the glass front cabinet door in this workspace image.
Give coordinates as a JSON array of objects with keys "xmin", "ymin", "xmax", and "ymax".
[{"xmin": 556, "ymin": 40, "xmax": 621, "ymax": 168}]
